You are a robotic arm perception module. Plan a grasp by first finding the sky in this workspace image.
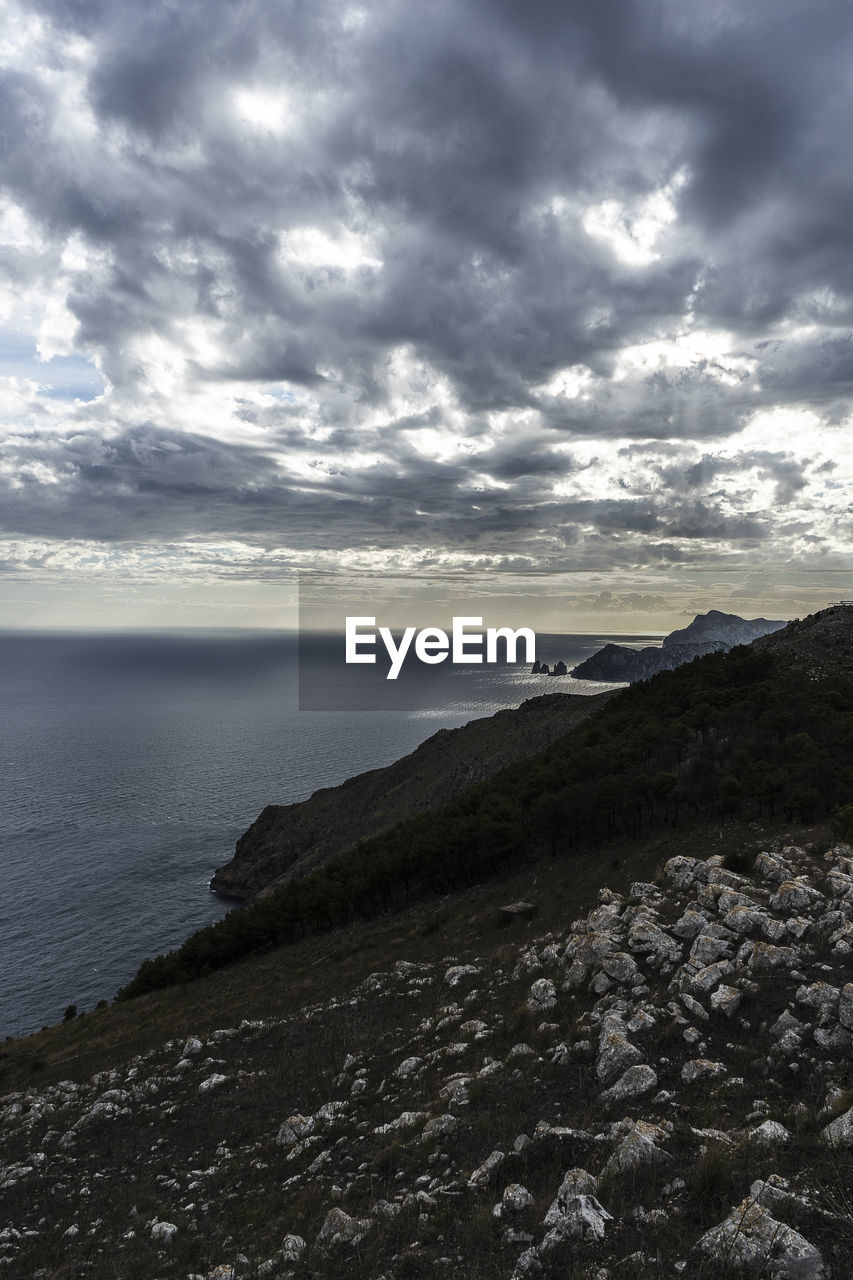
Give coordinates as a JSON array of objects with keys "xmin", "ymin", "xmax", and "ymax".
[{"xmin": 1, "ymin": 0, "xmax": 852, "ymax": 632}]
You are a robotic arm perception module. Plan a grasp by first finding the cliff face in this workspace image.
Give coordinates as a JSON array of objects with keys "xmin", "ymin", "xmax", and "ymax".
[
  {"xmin": 571, "ymin": 610, "xmax": 786, "ymax": 683},
  {"xmin": 569, "ymin": 639, "xmax": 725, "ymax": 682},
  {"xmin": 211, "ymin": 690, "xmax": 614, "ymax": 902}
]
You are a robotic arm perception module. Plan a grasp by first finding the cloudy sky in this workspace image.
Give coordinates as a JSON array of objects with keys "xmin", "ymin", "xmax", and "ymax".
[{"xmin": 1, "ymin": 0, "xmax": 852, "ymax": 631}]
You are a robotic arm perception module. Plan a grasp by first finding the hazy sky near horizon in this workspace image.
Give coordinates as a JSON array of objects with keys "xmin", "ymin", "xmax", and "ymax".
[{"xmin": 1, "ymin": 0, "xmax": 852, "ymax": 629}]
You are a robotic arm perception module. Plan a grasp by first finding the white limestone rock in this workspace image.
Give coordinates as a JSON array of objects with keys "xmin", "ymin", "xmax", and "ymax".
[
  {"xmin": 599, "ymin": 1064, "xmax": 658, "ymax": 1106},
  {"xmin": 698, "ymin": 1197, "xmax": 824, "ymax": 1279},
  {"xmin": 468, "ymin": 1149, "xmax": 506, "ymax": 1188},
  {"xmin": 672, "ymin": 909, "xmax": 708, "ymax": 940},
  {"xmin": 373, "ymin": 1110, "xmax": 428, "ymax": 1136},
  {"xmin": 600, "ymin": 951, "xmax": 639, "ymax": 983},
  {"xmin": 795, "ymin": 982, "xmax": 840, "ymax": 1012},
  {"xmin": 511, "ymin": 1247, "xmax": 542, "ymax": 1277},
  {"xmin": 150, "ymin": 1220, "xmax": 177, "ymax": 1243},
  {"xmin": 541, "ymin": 1168, "xmax": 612, "ymax": 1248},
  {"xmin": 394, "ymin": 1056, "xmax": 424, "ymax": 1078},
  {"xmin": 627, "ymin": 917, "xmax": 683, "ymax": 965},
  {"xmin": 277, "ymin": 1113, "xmax": 315, "ymax": 1146},
  {"xmin": 595, "ymin": 1029, "xmax": 643, "ymax": 1084},
  {"xmin": 749, "ymin": 1175, "xmax": 791, "ymax": 1213},
  {"xmin": 422, "ymin": 1113, "xmax": 458, "ymax": 1142},
  {"xmin": 838, "ymin": 982, "xmax": 853, "ymax": 1030},
  {"xmin": 748, "ymin": 1120, "xmax": 791, "ymax": 1146},
  {"xmin": 749, "ymin": 942, "xmax": 797, "ymax": 971},
  {"xmin": 690, "ymin": 933, "xmax": 733, "ymax": 967},
  {"xmin": 279, "ymin": 1234, "xmax": 306, "ymax": 1262},
  {"xmin": 444, "ymin": 965, "xmax": 480, "ymax": 987},
  {"xmin": 493, "ymin": 1183, "xmax": 534, "ymax": 1218},
  {"xmin": 822, "ymin": 1105, "xmax": 853, "ymax": 1147},
  {"xmin": 710, "ymin": 984, "xmax": 742, "ymax": 1017},
  {"xmin": 198, "ymin": 1074, "xmax": 228, "ymax": 1095},
  {"xmin": 663, "ymin": 856, "xmax": 707, "ymax": 892},
  {"xmin": 316, "ymin": 1207, "xmax": 372, "ymax": 1249},
  {"xmin": 603, "ymin": 1120, "xmax": 669, "ymax": 1175},
  {"xmin": 681, "ymin": 1059, "xmax": 727, "ymax": 1084},
  {"xmin": 528, "ymin": 978, "xmax": 557, "ymax": 1014},
  {"xmin": 688, "ymin": 960, "xmax": 734, "ymax": 995},
  {"xmin": 722, "ymin": 904, "xmax": 772, "ymax": 936},
  {"xmin": 770, "ymin": 880, "xmax": 823, "ymax": 913},
  {"xmin": 755, "ymin": 851, "xmax": 796, "ymax": 884}
]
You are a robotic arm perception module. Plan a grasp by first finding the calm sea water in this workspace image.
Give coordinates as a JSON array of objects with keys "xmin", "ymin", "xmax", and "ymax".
[{"xmin": 0, "ymin": 629, "xmax": 656, "ymax": 1039}]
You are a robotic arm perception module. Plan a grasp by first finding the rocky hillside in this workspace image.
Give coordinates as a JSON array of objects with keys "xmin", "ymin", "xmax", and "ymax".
[
  {"xmin": 4, "ymin": 838, "xmax": 852, "ymax": 1279},
  {"xmin": 753, "ymin": 604, "xmax": 853, "ymax": 679},
  {"xmin": 570, "ymin": 610, "xmax": 786, "ymax": 684},
  {"xmin": 212, "ymin": 690, "xmax": 613, "ymax": 902}
]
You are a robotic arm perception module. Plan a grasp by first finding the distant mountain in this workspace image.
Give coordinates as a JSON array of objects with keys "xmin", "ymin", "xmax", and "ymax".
[
  {"xmin": 570, "ymin": 609, "xmax": 786, "ymax": 683},
  {"xmin": 662, "ymin": 609, "xmax": 787, "ymax": 649}
]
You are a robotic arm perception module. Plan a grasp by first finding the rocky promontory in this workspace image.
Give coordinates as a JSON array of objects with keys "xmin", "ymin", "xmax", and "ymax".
[{"xmin": 571, "ymin": 610, "xmax": 786, "ymax": 684}]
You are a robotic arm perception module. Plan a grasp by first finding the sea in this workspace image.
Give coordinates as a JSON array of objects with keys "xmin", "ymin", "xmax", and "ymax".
[{"xmin": 0, "ymin": 629, "xmax": 660, "ymax": 1039}]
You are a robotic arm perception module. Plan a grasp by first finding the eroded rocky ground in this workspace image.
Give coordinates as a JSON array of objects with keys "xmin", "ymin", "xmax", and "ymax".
[{"xmin": 2, "ymin": 842, "xmax": 853, "ymax": 1279}]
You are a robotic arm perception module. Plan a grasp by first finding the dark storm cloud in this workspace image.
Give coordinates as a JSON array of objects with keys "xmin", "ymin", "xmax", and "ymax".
[
  {"xmin": 2, "ymin": 0, "xmax": 853, "ymax": 569},
  {"xmin": 650, "ymin": 450, "xmax": 810, "ymax": 506}
]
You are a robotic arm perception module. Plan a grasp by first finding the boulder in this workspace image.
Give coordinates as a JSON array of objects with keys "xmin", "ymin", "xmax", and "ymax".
[
  {"xmin": 316, "ymin": 1208, "xmax": 371, "ymax": 1250},
  {"xmin": 468, "ymin": 1150, "xmax": 506, "ymax": 1188},
  {"xmin": 599, "ymin": 1064, "xmax": 658, "ymax": 1106},
  {"xmin": 603, "ymin": 1120, "xmax": 669, "ymax": 1175},
  {"xmin": 494, "ymin": 1183, "xmax": 534, "ymax": 1218},
  {"xmin": 681, "ymin": 1059, "xmax": 727, "ymax": 1084},
  {"xmin": 822, "ymin": 1105, "xmax": 853, "ymax": 1147},
  {"xmin": 528, "ymin": 978, "xmax": 557, "ymax": 1014},
  {"xmin": 277, "ymin": 1113, "xmax": 315, "ymax": 1146},
  {"xmin": 281, "ymin": 1236, "xmax": 306, "ymax": 1262},
  {"xmin": 595, "ymin": 1029, "xmax": 643, "ymax": 1084},
  {"xmin": 698, "ymin": 1197, "xmax": 824, "ymax": 1278},
  {"xmin": 838, "ymin": 983, "xmax": 853, "ymax": 1031},
  {"xmin": 542, "ymin": 1167, "xmax": 611, "ymax": 1245},
  {"xmin": 710, "ymin": 984, "xmax": 742, "ymax": 1017},
  {"xmin": 748, "ymin": 1120, "xmax": 791, "ymax": 1146}
]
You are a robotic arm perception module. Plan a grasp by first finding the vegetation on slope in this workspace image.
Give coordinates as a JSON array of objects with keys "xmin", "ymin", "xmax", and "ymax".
[
  {"xmin": 212, "ymin": 689, "xmax": 615, "ymax": 901},
  {"xmin": 118, "ymin": 616, "xmax": 853, "ymax": 1001}
]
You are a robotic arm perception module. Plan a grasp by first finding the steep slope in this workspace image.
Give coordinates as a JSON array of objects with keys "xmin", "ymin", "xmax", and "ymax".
[
  {"xmin": 3, "ymin": 838, "xmax": 852, "ymax": 1278},
  {"xmin": 753, "ymin": 603, "xmax": 853, "ymax": 679},
  {"xmin": 212, "ymin": 690, "xmax": 614, "ymax": 902},
  {"xmin": 571, "ymin": 609, "xmax": 786, "ymax": 683},
  {"xmin": 124, "ymin": 607, "xmax": 853, "ymax": 1001}
]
